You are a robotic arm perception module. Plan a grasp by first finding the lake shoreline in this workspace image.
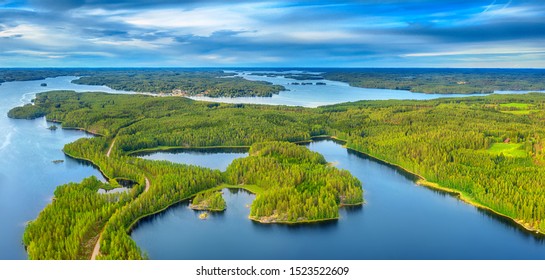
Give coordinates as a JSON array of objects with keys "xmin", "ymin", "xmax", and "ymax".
[{"xmin": 339, "ymin": 141, "xmax": 545, "ymax": 237}]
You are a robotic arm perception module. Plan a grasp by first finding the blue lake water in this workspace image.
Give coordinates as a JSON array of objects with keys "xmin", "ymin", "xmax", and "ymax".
[
  {"xmin": 131, "ymin": 140, "xmax": 545, "ymax": 260},
  {"xmin": 136, "ymin": 148, "xmax": 248, "ymax": 172}
]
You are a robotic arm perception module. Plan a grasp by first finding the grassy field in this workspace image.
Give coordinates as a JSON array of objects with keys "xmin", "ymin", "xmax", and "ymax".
[
  {"xmin": 499, "ymin": 103, "xmax": 531, "ymax": 109},
  {"xmin": 487, "ymin": 143, "xmax": 527, "ymax": 157},
  {"xmin": 498, "ymin": 103, "xmax": 538, "ymax": 115}
]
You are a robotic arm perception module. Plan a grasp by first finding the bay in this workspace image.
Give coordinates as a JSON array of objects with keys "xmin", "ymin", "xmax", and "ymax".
[{"xmin": 131, "ymin": 140, "xmax": 545, "ymax": 260}]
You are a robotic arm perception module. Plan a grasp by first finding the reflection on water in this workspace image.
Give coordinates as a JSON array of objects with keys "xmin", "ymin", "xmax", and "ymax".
[{"xmin": 97, "ymin": 187, "xmax": 130, "ymax": 194}]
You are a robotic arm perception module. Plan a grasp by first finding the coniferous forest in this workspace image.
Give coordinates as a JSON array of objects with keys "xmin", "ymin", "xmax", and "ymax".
[{"xmin": 9, "ymin": 89, "xmax": 545, "ymax": 259}]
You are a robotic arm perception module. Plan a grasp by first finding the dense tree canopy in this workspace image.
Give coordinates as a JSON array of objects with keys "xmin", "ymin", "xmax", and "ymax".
[
  {"xmin": 226, "ymin": 141, "xmax": 363, "ymax": 222},
  {"xmin": 324, "ymin": 68, "xmax": 545, "ymax": 94},
  {"xmin": 72, "ymin": 70, "xmax": 285, "ymax": 97}
]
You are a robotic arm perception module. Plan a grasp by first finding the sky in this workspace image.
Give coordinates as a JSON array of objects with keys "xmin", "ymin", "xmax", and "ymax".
[{"xmin": 0, "ymin": 0, "xmax": 544, "ymax": 67}]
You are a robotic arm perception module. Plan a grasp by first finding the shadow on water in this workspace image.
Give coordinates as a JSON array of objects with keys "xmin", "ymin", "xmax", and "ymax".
[
  {"xmin": 346, "ymin": 148, "xmax": 420, "ymax": 182},
  {"xmin": 342, "ymin": 204, "xmax": 364, "ymax": 214},
  {"xmin": 475, "ymin": 208, "xmax": 545, "ymax": 243},
  {"xmin": 131, "ymin": 201, "xmax": 191, "ymax": 232},
  {"xmin": 226, "ymin": 188, "xmax": 250, "ymax": 195},
  {"xmin": 250, "ymin": 218, "xmax": 339, "ymax": 232},
  {"xmin": 117, "ymin": 178, "xmax": 137, "ymax": 188},
  {"xmin": 132, "ymin": 147, "xmax": 249, "ymax": 157}
]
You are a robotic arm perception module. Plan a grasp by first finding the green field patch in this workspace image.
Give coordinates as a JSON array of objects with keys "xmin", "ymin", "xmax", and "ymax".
[
  {"xmin": 487, "ymin": 143, "xmax": 527, "ymax": 157},
  {"xmin": 498, "ymin": 103, "xmax": 537, "ymax": 115},
  {"xmin": 499, "ymin": 103, "xmax": 531, "ymax": 109}
]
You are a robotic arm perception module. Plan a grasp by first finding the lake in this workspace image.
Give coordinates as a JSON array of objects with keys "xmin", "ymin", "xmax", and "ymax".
[
  {"xmin": 189, "ymin": 71, "xmax": 543, "ymax": 107},
  {"xmin": 1, "ymin": 74, "xmax": 543, "ymax": 260},
  {"xmin": 136, "ymin": 148, "xmax": 248, "ymax": 172},
  {"xmin": 131, "ymin": 140, "xmax": 545, "ymax": 260}
]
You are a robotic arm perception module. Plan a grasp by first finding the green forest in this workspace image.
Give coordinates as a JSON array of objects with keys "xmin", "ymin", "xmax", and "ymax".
[
  {"xmin": 23, "ymin": 176, "xmax": 144, "ymax": 259},
  {"xmin": 9, "ymin": 88, "xmax": 545, "ymax": 259}
]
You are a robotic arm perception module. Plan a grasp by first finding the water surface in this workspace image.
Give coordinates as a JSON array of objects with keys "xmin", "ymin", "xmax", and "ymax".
[{"xmin": 136, "ymin": 148, "xmax": 248, "ymax": 171}]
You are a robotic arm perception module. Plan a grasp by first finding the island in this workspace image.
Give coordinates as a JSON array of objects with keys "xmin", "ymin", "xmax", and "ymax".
[
  {"xmin": 71, "ymin": 70, "xmax": 285, "ymax": 97},
  {"xmin": 226, "ymin": 141, "xmax": 362, "ymax": 223},
  {"xmin": 190, "ymin": 190, "xmax": 227, "ymax": 211}
]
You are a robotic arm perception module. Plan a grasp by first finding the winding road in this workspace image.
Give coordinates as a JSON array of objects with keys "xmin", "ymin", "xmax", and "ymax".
[
  {"xmin": 106, "ymin": 139, "xmax": 116, "ymax": 158},
  {"xmin": 91, "ymin": 138, "xmax": 150, "ymax": 260}
]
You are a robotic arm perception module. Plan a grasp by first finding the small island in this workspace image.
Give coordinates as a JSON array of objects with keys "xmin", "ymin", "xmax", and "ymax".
[
  {"xmin": 190, "ymin": 190, "xmax": 226, "ymax": 212},
  {"xmin": 40, "ymin": 83, "xmax": 47, "ymax": 87},
  {"xmin": 48, "ymin": 125, "xmax": 58, "ymax": 130},
  {"xmin": 225, "ymin": 141, "xmax": 363, "ymax": 223}
]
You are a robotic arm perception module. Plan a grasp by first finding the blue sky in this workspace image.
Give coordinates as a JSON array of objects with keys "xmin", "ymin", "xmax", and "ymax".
[{"xmin": 1, "ymin": 0, "xmax": 544, "ymax": 67}]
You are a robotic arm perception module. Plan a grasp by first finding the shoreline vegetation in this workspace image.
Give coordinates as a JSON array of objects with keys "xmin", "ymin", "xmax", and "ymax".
[
  {"xmin": 343, "ymin": 146, "xmax": 545, "ymax": 236},
  {"xmin": 10, "ymin": 89, "xmax": 545, "ymax": 259}
]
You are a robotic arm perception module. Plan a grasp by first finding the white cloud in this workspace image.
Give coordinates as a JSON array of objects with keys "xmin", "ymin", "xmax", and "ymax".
[
  {"xmin": 285, "ymin": 31, "xmax": 357, "ymax": 42},
  {"xmin": 0, "ymin": 24, "xmax": 78, "ymax": 48},
  {"xmin": 5, "ymin": 49, "xmax": 115, "ymax": 58},
  {"xmin": 115, "ymin": 5, "xmax": 261, "ymax": 36},
  {"xmin": 5, "ymin": 50, "xmax": 65, "ymax": 59},
  {"xmin": 402, "ymin": 47, "xmax": 545, "ymax": 57},
  {"xmin": 88, "ymin": 37, "xmax": 174, "ymax": 50}
]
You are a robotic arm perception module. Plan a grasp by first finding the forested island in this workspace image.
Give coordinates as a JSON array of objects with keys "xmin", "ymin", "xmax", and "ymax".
[
  {"xmin": 323, "ymin": 68, "xmax": 545, "ymax": 94},
  {"xmin": 190, "ymin": 189, "xmax": 227, "ymax": 211},
  {"xmin": 8, "ymin": 86, "xmax": 545, "ymax": 259},
  {"xmin": 72, "ymin": 70, "xmax": 285, "ymax": 97},
  {"xmin": 226, "ymin": 141, "xmax": 363, "ymax": 223}
]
